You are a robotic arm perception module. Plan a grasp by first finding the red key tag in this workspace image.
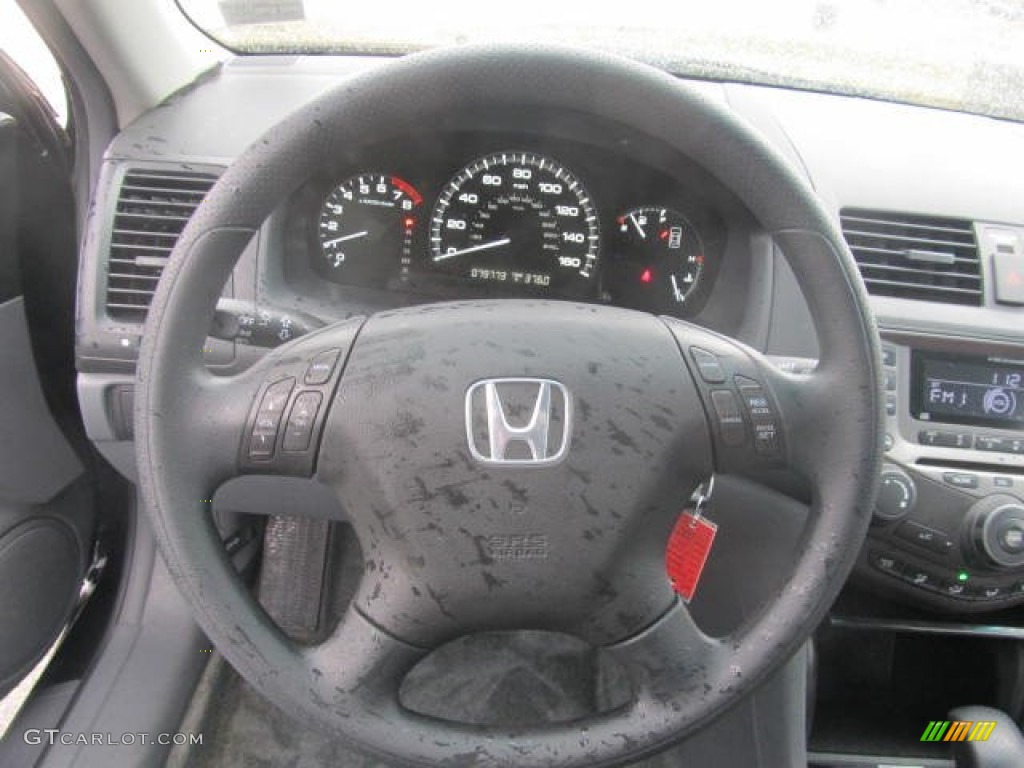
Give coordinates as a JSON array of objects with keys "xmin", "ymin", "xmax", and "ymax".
[
  {"xmin": 666, "ymin": 514, "xmax": 718, "ymax": 602},
  {"xmin": 665, "ymin": 477, "xmax": 717, "ymax": 602}
]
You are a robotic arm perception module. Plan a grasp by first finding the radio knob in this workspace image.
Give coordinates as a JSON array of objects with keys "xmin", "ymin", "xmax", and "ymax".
[
  {"xmin": 874, "ymin": 465, "xmax": 917, "ymax": 522},
  {"xmin": 964, "ymin": 495, "xmax": 1024, "ymax": 569}
]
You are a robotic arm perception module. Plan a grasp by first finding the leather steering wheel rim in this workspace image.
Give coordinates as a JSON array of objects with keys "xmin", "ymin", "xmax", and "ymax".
[{"xmin": 136, "ymin": 44, "xmax": 883, "ymax": 767}]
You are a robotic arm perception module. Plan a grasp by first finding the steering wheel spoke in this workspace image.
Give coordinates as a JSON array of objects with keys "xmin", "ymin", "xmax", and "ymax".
[
  {"xmin": 662, "ymin": 317, "xmax": 864, "ymax": 484},
  {"xmin": 226, "ymin": 318, "xmax": 365, "ymax": 479},
  {"xmin": 301, "ymin": 607, "xmax": 429, "ymax": 716},
  {"xmin": 606, "ymin": 600, "xmax": 722, "ymax": 708},
  {"xmin": 172, "ymin": 317, "xmax": 364, "ymax": 498}
]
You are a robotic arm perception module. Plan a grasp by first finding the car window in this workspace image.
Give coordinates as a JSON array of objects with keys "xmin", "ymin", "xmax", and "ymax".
[
  {"xmin": 177, "ymin": 0, "xmax": 1024, "ymax": 122},
  {"xmin": 0, "ymin": 0, "xmax": 68, "ymax": 127}
]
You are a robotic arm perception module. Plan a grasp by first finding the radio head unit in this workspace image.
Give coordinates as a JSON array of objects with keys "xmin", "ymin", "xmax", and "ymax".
[{"xmin": 911, "ymin": 351, "xmax": 1024, "ymax": 430}]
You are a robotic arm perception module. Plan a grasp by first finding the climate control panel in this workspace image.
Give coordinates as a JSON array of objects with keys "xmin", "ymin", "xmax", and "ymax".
[
  {"xmin": 855, "ymin": 337, "xmax": 1024, "ymax": 611},
  {"xmin": 862, "ymin": 461, "xmax": 1024, "ymax": 608}
]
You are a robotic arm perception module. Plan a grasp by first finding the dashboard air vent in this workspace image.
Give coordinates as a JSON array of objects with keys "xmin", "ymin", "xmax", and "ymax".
[
  {"xmin": 840, "ymin": 209, "xmax": 982, "ymax": 306},
  {"xmin": 105, "ymin": 168, "xmax": 219, "ymax": 322}
]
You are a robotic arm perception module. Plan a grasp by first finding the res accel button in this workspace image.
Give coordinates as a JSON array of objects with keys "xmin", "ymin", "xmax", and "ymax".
[{"xmin": 734, "ymin": 376, "xmax": 781, "ymax": 457}]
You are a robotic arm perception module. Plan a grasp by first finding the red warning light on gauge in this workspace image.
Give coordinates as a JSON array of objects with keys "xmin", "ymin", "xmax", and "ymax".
[
  {"xmin": 614, "ymin": 206, "xmax": 706, "ymax": 306},
  {"xmin": 317, "ymin": 173, "xmax": 422, "ymax": 288}
]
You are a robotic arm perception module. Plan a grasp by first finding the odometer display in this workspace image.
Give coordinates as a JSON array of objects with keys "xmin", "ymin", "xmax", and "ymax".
[{"xmin": 429, "ymin": 152, "xmax": 599, "ymax": 296}]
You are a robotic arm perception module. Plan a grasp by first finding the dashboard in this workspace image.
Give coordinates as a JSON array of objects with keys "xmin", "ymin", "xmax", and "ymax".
[
  {"xmin": 74, "ymin": 55, "xmax": 1024, "ymax": 619},
  {"xmin": 279, "ymin": 129, "xmax": 734, "ymax": 319}
]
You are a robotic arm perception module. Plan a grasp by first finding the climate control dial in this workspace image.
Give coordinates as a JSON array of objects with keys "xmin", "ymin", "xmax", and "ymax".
[
  {"xmin": 964, "ymin": 495, "xmax": 1024, "ymax": 569},
  {"xmin": 874, "ymin": 465, "xmax": 917, "ymax": 522}
]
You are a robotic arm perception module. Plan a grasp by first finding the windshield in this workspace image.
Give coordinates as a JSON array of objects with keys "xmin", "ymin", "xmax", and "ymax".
[{"xmin": 178, "ymin": 0, "xmax": 1024, "ymax": 122}]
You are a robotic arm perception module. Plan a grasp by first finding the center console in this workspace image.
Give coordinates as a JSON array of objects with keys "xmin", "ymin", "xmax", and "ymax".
[
  {"xmin": 853, "ymin": 336, "xmax": 1024, "ymax": 612},
  {"xmin": 809, "ymin": 336, "xmax": 1024, "ymax": 768}
]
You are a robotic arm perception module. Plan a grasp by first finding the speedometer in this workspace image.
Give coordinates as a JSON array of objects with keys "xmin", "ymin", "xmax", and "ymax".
[{"xmin": 429, "ymin": 152, "xmax": 598, "ymax": 296}]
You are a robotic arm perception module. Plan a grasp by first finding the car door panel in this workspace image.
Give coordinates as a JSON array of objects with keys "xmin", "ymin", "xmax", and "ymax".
[{"xmin": 0, "ymin": 104, "xmax": 93, "ymax": 698}]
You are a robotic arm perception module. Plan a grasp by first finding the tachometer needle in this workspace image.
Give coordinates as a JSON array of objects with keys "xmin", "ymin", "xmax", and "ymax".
[
  {"xmin": 322, "ymin": 230, "xmax": 369, "ymax": 248},
  {"xmin": 433, "ymin": 237, "xmax": 511, "ymax": 262},
  {"xmin": 629, "ymin": 213, "xmax": 646, "ymax": 239}
]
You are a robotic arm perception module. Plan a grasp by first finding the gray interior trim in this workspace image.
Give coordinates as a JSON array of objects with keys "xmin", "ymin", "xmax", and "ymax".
[
  {"xmin": 75, "ymin": 372, "xmax": 137, "ymax": 480},
  {"xmin": 0, "ymin": 298, "xmax": 81, "ymax": 504},
  {"xmin": 0, "ymin": 681, "xmax": 79, "ymax": 766},
  {"xmin": 809, "ymin": 752, "xmax": 953, "ymax": 767},
  {"xmin": 76, "ymin": 372, "xmax": 127, "ymax": 443},
  {"xmin": 0, "ymin": 113, "xmax": 18, "ymax": 304},
  {"xmin": 764, "ymin": 242, "xmax": 820, "ymax": 358},
  {"xmin": 51, "ymin": 0, "xmax": 224, "ymax": 128},
  {"xmin": 830, "ymin": 615, "xmax": 1024, "ymax": 640},
  {"xmin": 36, "ymin": 511, "xmax": 206, "ymax": 768},
  {"xmin": 16, "ymin": 0, "xmax": 118, "ymax": 233},
  {"xmin": 104, "ymin": 56, "xmax": 380, "ymax": 166}
]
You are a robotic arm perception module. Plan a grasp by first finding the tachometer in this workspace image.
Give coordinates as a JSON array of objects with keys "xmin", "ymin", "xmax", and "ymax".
[
  {"xmin": 318, "ymin": 173, "xmax": 421, "ymax": 287},
  {"xmin": 429, "ymin": 152, "xmax": 598, "ymax": 296}
]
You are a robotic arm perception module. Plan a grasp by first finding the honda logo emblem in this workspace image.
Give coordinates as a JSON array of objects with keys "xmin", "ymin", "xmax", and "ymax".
[{"xmin": 465, "ymin": 378, "xmax": 572, "ymax": 466}]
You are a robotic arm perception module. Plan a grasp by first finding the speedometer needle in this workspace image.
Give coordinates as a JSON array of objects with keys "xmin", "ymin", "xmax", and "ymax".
[
  {"xmin": 322, "ymin": 230, "xmax": 368, "ymax": 248},
  {"xmin": 434, "ymin": 237, "xmax": 511, "ymax": 262}
]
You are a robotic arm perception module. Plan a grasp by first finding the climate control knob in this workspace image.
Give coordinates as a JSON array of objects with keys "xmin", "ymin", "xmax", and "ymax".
[
  {"xmin": 964, "ymin": 495, "xmax": 1024, "ymax": 569},
  {"xmin": 874, "ymin": 465, "xmax": 917, "ymax": 522}
]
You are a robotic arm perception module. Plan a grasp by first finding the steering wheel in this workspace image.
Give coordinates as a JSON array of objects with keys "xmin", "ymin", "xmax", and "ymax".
[{"xmin": 136, "ymin": 45, "xmax": 882, "ymax": 767}]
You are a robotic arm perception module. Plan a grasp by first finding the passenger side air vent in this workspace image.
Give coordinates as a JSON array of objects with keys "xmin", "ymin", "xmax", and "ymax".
[
  {"xmin": 840, "ymin": 209, "xmax": 982, "ymax": 306},
  {"xmin": 104, "ymin": 168, "xmax": 219, "ymax": 322}
]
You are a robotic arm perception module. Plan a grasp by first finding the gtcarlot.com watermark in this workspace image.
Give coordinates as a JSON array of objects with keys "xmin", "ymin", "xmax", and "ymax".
[{"xmin": 23, "ymin": 730, "xmax": 202, "ymax": 746}]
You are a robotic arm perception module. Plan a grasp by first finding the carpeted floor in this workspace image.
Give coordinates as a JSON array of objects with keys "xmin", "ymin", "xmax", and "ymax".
[{"xmin": 173, "ymin": 632, "xmax": 680, "ymax": 768}]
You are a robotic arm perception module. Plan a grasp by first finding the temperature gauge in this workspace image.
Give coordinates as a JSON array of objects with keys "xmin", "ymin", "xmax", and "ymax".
[{"xmin": 609, "ymin": 206, "xmax": 706, "ymax": 311}]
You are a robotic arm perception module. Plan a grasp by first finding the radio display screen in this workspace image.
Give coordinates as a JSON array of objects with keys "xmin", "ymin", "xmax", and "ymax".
[{"xmin": 911, "ymin": 352, "xmax": 1024, "ymax": 430}]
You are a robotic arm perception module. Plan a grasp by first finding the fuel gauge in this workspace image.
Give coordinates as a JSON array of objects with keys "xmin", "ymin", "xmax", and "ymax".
[{"xmin": 609, "ymin": 206, "xmax": 706, "ymax": 310}]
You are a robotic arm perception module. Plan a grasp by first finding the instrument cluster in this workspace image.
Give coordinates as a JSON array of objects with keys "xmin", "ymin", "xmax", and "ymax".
[{"xmin": 287, "ymin": 133, "xmax": 730, "ymax": 317}]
